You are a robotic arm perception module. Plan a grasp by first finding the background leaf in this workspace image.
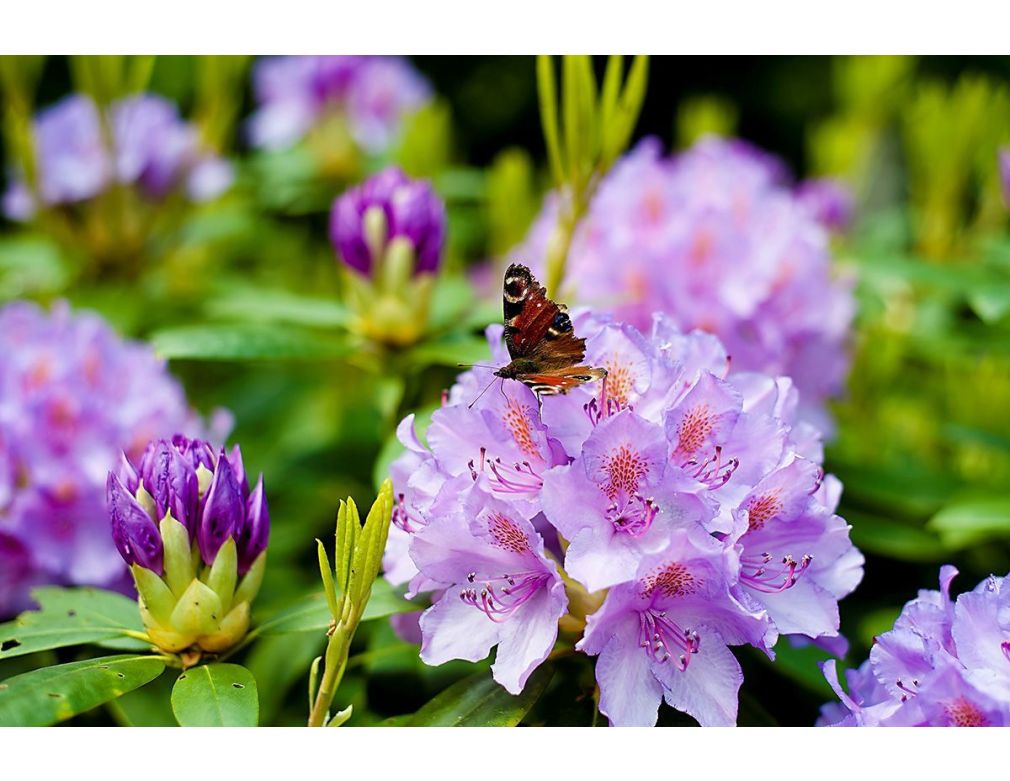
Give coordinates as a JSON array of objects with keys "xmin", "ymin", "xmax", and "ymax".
[
  {"xmin": 407, "ymin": 665, "xmax": 554, "ymax": 726},
  {"xmin": 151, "ymin": 323, "xmax": 353, "ymax": 361},
  {"xmin": 256, "ymin": 580, "xmax": 415, "ymax": 636},
  {"xmin": 0, "ymin": 587, "xmax": 146, "ymax": 661},
  {"xmin": 928, "ymin": 497, "xmax": 1010, "ymax": 549},
  {"xmin": 0, "ymin": 654, "xmax": 165, "ymax": 727},
  {"xmin": 170, "ymin": 663, "xmax": 259, "ymax": 727}
]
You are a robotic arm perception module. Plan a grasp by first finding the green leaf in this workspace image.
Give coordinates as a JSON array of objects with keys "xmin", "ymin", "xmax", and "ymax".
[
  {"xmin": 0, "ymin": 654, "xmax": 165, "ymax": 726},
  {"xmin": 408, "ymin": 665, "xmax": 554, "ymax": 726},
  {"xmin": 0, "ymin": 235, "xmax": 72, "ymax": 299},
  {"xmin": 536, "ymin": 55, "xmax": 565, "ymax": 186},
  {"xmin": 108, "ymin": 670, "xmax": 178, "ymax": 726},
  {"xmin": 408, "ymin": 334, "xmax": 492, "ymax": 369},
  {"xmin": 928, "ymin": 497, "xmax": 1010, "ymax": 550},
  {"xmin": 602, "ymin": 55, "xmax": 648, "ymax": 168},
  {"xmin": 170, "ymin": 663, "xmax": 258, "ymax": 727},
  {"xmin": 151, "ymin": 323, "xmax": 352, "ymax": 361},
  {"xmin": 847, "ymin": 511, "xmax": 947, "ymax": 562},
  {"xmin": 0, "ymin": 587, "xmax": 146, "ymax": 661},
  {"xmin": 761, "ymin": 641, "xmax": 836, "ymax": 699},
  {"xmin": 256, "ymin": 579, "xmax": 414, "ymax": 636},
  {"xmin": 204, "ymin": 287, "xmax": 350, "ymax": 329}
]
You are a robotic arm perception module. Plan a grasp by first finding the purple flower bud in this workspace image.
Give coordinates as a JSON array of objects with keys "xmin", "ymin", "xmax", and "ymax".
[
  {"xmin": 109, "ymin": 436, "xmax": 269, "ymax": 572},
  {"xmin": 137, "ymin": 439, "xmax": 199, "ymax": 535},
  {"xmin": 171, "ymin": 433, "xmax": 215, "ymax": 473},
  {"xmin": 999, "ymin": 147, "xmax": 1010, "ymax": 211},
  {"xmin": 237, "ymin": 474, "xmax": 270, "ymax": 574},
  {"xmin": 329, "ymin": 166, "xmax": 446, "ymax": 276},
  {"xmin": 108, "ymin": 473, "xmax": 163, "ymax": 575},
  {"xmin": 227, "ymin": 444, "xmax": 248, "ymax": 493},
  {"xmin": 198, "ymin": 451, "xmax": 244, "ymax": 565}
]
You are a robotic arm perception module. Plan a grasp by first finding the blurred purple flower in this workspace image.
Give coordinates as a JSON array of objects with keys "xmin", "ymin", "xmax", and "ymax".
[
  {"xmin": 385, "ymin": 309, "xmax": 862, "ymax": 724},
  {"xmin": 113, "ymin": 436, "xmax": 268, "ymax": 573},
  {"xmin": 999, "ymin": 148, "xmax": 1010, "ymax": 211},
  {"xmin": 819, "ymin": 567, "xmax": 1010, "ymax": 726},
  {"xmin": 330, "ymin": 166, "xmax": 446, "ymax": 276},
  {"xmin": 796, "ymin": 178, "xmax": 855, "ymax": 233},
  {"xmin": 515, "ymin": 137, "xmax": 855, "ymax": 430},
  {"xmin": 2, "ymin": 94, "xmax": 232, "ymax": 220},
  {"xmin": 0, "ymin": 301, "xmax": 201, "ymax": 617},
  {"xmin": 248, "ymin": 56, "xmax": 430, "ymax": 153}
]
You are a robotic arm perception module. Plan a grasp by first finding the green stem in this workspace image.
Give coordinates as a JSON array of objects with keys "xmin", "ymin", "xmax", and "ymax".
[{"xmin": 307, "ymin": 625, "xmax": 350, "ymax": 727}]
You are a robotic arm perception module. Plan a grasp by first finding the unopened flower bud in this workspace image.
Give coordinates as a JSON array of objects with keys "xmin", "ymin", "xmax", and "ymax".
[
  {"xmin": 329, "ymin": 166, "xmax": 445, "ymax": 278},
  {"xmin": 107, "ymin": 436, "xmax": 270, "ymax": 655}
]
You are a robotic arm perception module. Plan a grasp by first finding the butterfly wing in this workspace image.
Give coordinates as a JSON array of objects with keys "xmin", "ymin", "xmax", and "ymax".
[
  {"xmin": 502, "ymin": 263, "xmax": 587, "ymax": 366},
  {"xmin": 519, "ymin": 366, "xmax": 608, "ymax": 397},
  {"xmin": 499, "ymin": 263, "xmax": 606, "ymax": 395}
]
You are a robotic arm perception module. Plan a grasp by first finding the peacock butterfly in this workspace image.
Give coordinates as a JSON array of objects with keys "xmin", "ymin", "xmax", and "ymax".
[{"xmin": 493, "ymin": 263, "xmax": 607, "ymax": 398}]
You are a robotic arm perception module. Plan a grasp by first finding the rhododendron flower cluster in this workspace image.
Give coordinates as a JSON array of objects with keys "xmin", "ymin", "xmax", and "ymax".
[
  {"xmin": 819, "ymin": 566, "xmax": 1010, "ymax": 727},
  {"xmin": 0, "ymin": 302, "xmax": 201, "ymax": 616},
  {"xmin": 386, "ymin": 310, "xmax": 863, "ymax": 725},
  {"xmin": 515, "ymin": 137, "xmax": 855, "ymax": 429},
  {"xmin": 3, "ymin": 94, "xmax": 232, "ymax": 220},
  {"xmin": 248, "ymin": 55, "xmax": 430, "ymax": 154}
]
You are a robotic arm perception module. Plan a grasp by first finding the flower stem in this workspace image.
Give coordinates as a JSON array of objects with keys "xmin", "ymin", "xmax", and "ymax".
[{"xmin": 307, "ymin": 624, "xmax": 350, "ymax": 727}]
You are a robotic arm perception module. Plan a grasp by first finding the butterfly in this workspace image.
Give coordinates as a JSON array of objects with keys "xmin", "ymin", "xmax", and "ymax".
[{"xmin": 493, "ymin": 263, "xmax": 607, "ymax": 398}]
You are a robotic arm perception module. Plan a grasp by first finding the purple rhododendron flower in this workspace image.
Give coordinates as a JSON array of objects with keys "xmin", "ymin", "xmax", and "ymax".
[
  {"xmin": 385, "ymin": 309, "xmax": 863, "ymax": 724},
  {"xmin": 111, "ymin": 435, "xmax": 269, "ymax": 573},
  {"xmin": 411, "ymin": 484, "xmax": 567, "ymax": 694},
  {"xmin": 248, "ymin": 56, "xmax": 430, "ymax": 153},
  {"xmin": 2, "ymin": 94, "xmax": 232, "ymax": 220},
  {"xmin": 0, "ymin": 301, "xmax": 202, "ymax": 616},
  {"xmin": 819, "ymin": 566, "xmax": 1010, "ymax": 726},
  {"xmin": 578, "ymin": 529, "xmax": 771, "ymax": 726},
  {"xmin": 330, "ymin": 167, "xmax": 446, "ymax": 276},
  {"xmin": 514, "ymin": 137, "xmax": 855, "ymax": 431}
]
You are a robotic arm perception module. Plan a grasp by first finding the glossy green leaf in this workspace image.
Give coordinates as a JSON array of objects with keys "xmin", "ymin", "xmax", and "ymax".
[
  {"xmin": 204, "ymin": 287, "xmax": 350, "ymax": 329},
  {"xmin": 408, "ymin": 665, "xmax": 554, "ymax": 726},
  {"xmin": 108, "ymin": 670, "xmax": 178, "ymax": 726},
  {"xmin": 0, "ymin": 587, "xmax": 146, "ymax": 661},
  {"xmin": 256, "ymin": 579, "xmax": 414, "ymax": 635},
  {"xmin": 151, "ymin": 323, "xmax": 352, "ymax": 361},
  {"xmin": 0, "ymin": 654, "xmax": 165, "ymax": 726},
  {"xmin": 171, "ymin": 663, "xmax": 258, "ymax": 727},
  {"xmin": 928, "ymin": 497, "xmax": 1010, "ymax": 550}
]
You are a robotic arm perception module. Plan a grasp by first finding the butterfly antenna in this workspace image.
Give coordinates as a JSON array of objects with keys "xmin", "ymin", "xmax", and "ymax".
[
  {"xmin": 468, "ymin": 376, "xmax": 497, "ymax": 409},
  {"xmin": 457, "ymin": 363, "xmax": 499, "ymax": 369}
]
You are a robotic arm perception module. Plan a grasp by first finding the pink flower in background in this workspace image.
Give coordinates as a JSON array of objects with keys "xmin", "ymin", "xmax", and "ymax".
[
  {"xmin": 0, "ymin": 301, "xmax": 204, "ymax": 616},
  {"xmin": 515, "ymin": 137, "xmax": 855, "ymax": 431}
]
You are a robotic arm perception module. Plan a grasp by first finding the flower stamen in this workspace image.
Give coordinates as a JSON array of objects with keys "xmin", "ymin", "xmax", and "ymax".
[
  {"xmin": 459, "ymin": 571, "xmax": 549, "ymax": 623},
  {"xmin": 638, "ymin": 608, "xmax": 700, "ymax": 671}
]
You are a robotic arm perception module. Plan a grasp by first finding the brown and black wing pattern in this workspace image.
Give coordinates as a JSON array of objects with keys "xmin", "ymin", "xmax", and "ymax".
[
  {"xmin": 502, "ymin": 263, "xmax": 586, "ymax": 366},
  {"xmin": 499, "ymin": 263, "xmax": 606, "ymax": 396}
]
